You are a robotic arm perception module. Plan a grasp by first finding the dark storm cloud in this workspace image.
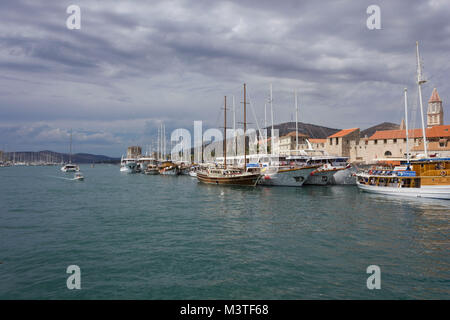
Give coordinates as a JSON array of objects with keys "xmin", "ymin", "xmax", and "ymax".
[{"xmin": 0, "ymin": 0, "xmax": 449, "ymax": 156}]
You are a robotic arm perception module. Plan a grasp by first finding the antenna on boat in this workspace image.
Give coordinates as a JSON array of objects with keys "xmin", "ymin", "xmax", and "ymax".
[
  {"xmin": 404, "ymin": 88, "xmax": 410, "ymax": 165},
  {"xmin": 264, "ymin": 103, "xmax": 267, "ymax": 129},
  {"xmin": 270, "ymin": 83, "xmax": 274, "ymax": 138},
  {"xmin": 244, "ymin": 83, "xmax": 247, "ymax": 170},
  {"xmin": 416, "ymin": 41, "xmax": 428, "ymax": 157},
  {"xmin": 69, "ymin": 129, "xmax": 72, "ymax": 164},
  {"xmin": 224, "ymin": 96, "xmax": 227, "ymax": 169},
  {"xmin": 295, "ymin": 89, "xmax": 299, "ymax": 152},
  {"xmin": 233, "ymin": 95, "xmax": 237, "ymax": 157}
]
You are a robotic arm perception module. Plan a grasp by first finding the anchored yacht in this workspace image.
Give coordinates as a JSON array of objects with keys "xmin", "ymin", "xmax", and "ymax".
[{"xmin": 120, "ymin": 156, "xmax": 138, "ymax": 173}]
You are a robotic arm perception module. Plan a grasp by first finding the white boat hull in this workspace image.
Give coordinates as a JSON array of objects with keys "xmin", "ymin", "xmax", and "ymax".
[
  {"xmin": 304, "ymin": 170, "xmax": 336, "ymax": 185},
  {"xmin": 60, "ymin": 165, "xmax": 79, "ymax": 172},
  {"xmin": 357, "ymin": 182, "xmax": 450, "ymax": 199},
  {"xmin": 332, "ymin": 167, "xmax": 357, "ymax": 185},
  {"xmin": 120, "ymin": 165, "xmax": 136, "ymax": 173},
  {"xmin": 160, "ymin": 168, "xmax": 178, "ymax": 175},
  {"xmin": 259, "ymin": 167, "xmax": 316, "ymax": 187}
]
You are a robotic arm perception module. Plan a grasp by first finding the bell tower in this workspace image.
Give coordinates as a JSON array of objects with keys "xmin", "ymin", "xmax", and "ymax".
[{"xmin": 427, "ymin": 88, "xmax": 443, "ymax": 127}]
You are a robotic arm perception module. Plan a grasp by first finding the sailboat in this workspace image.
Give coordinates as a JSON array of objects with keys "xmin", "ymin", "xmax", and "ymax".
[
  {"xmin": 60, "ymin": 129, "xmax": 80, "ymax": 172},
  {"xmin": 356, "ymin": 42, "xmax": 450, "ymax": 199},
  {"xmin": 197, "ymin": 85, "xmax": 262, "ymax": 186},
  {"xmin": 258, "ymin": 88, "xmax": 321, "ymax": 186}
]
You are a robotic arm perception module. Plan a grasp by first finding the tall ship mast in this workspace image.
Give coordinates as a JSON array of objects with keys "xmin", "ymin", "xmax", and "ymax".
[
  {"xmin": 416, "ymin": 41, "xmax": 428, "ymax": 157},
  {"xmin": 196, "ymin": 83, "xmax": 261, "ymax": 186},
  {"xmin": 60, "ymin": 129, "xmax": 79, "ymax": 172}
]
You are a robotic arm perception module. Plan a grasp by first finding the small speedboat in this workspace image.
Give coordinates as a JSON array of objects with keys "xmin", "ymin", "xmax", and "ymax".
[{"xmin": 74, "ymin": 172, "xmax": 84, "ymax": 181}]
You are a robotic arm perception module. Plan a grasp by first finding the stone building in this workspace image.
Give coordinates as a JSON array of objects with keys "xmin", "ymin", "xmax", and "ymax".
[
  {"xmin": 324, "ymin": 128, "xmax": 360, "ymax": 158},
  {"xmin": 309, "ymin": 139, "xmax": 326, "ymax": 150},
  {"xmin": 278, "ymin": 131, "xmax": 309, "ymax": 156},
  {"xmin": 127, "ymin": 146, "xmax": 142, "ymax": 158},
  {"xmin": 324, "ymin": 88, "xmax": 448, "ymax": 163},
  {"xmin": 353, "ymin": 126, "xmax": 450, "ymax": 163}
]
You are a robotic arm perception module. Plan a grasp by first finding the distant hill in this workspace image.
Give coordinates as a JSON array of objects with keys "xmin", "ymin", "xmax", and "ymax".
[
  {"xmin": 265, "ymin": 122, "xmax": 341, "ymax": 139},
  {"xmin": 360, "ymin": 122, "xmax": 400, "ymax": 138},
  {"xmin": 2, "ymin": 150, "xmax": 120, "ymax": 164}
]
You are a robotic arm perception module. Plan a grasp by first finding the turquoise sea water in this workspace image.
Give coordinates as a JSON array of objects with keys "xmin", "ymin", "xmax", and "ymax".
[{"xmin": 0, "ymin": 165, "xmax": 449, "ymax": 299}]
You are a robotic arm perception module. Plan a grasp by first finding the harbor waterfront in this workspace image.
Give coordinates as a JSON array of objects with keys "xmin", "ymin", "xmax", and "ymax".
[{"xmin": 0, "ymin": 165, "xmax": 449, "ymax": 299}]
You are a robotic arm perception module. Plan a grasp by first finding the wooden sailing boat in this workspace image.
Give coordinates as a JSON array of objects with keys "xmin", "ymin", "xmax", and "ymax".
[
  {"xmin": 197, "ymin": 84, "xmax": 262, "ymax": 186},
  {"xmin": 356, "ymin": 42, "xmax": 450, "ymax": 199}
]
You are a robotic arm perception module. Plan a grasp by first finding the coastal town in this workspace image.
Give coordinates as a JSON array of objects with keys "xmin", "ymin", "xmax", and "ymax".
[
  {"xmin": 2, "ymin": 0, "xmax": 450, "ymax": 304},
  {"xmin": 1, "ymin": 43, "xmax": 449, "ymax": 198},
  {"xmin": 1, "ymin": 87, "xmax": 447, "ymax": 166}
]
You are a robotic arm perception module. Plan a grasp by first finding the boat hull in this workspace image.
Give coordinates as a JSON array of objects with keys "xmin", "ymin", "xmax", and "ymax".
[
  {"xmin": 144, "ymin": 169, "xmax": 159, "ymax": 175},
  {"xmin": 197, "ymin": 172, "xmax": 260, "ymax": 186},
  {"xmin": 61, "ymin": 165, "xmax": 79, "ymax": 172},
  {"xmin": 259, "ymin": 166, "xmax": 316, "ymax": 187},
  {"xmin": 304, "ymin": 169, "xmax": 336, "ymax": 185},
  {"xmin": 120, "ymin": 165, "xmax": 136, "ymax": 173},
  {"xmin": 332, "ymin": 167, "xmax": 356, "ymax": 185},
  {"xmin": 160, "ymin": 168, "xmax": 179, "ymax": 175},
  {"xmin": 357, "ymin": 182, "xmax": 450, "ymax": 199}
]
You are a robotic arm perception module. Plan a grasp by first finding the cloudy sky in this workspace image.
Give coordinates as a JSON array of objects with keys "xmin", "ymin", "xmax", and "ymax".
[{"xmin": 1, "ymin": 0, "xmax": 449, "ymax": 156}]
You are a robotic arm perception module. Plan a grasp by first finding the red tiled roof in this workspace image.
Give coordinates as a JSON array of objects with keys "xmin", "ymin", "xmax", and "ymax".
[
  {"xmin": 369, "ymin": 125, "xmax": 450, "ymax": 140},
  {"xmin": 327, "ymin": 128, "xmax": 359, "ymax": 138},
  {"xmin": 309, "ymin": 138, "xmax": 326, "ymax": 144},
  {"xmin": 429, "ymin": 88, "xmax": 442, "ymax": 103},
  {"xmin": 282, "ymin": 131, "xmax": 308, "ymax": 138}
]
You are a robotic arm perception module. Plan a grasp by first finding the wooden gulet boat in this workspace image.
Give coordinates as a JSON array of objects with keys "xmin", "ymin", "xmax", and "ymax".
[{"xmin": 197, "ymin": 85, "xmax": 262, "ymax": 186}]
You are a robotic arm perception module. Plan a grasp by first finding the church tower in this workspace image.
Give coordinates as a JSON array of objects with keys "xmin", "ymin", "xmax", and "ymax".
[{"xmin": 427, "ymin": 88, "xmax": 443, "ymax": 127}]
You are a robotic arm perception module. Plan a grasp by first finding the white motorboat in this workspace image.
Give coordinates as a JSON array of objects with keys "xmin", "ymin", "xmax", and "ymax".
[
  {"xmin": 73, "ymin": 172, "xmax": 84, "ymax": 181},
  {"xmin": 189, "ymin": 170, "xmax": 198, "ymax": 177},
  {"xmin": 188, "ymin": 165, "xmax": 201, "ymax": 177},
  {"xmin": 61, "ymin": 163, "xmax": 80, "ymax": 172},
  {"xmin": 120, "ymin": 156, "xmax": 138, "ymax": 173}
]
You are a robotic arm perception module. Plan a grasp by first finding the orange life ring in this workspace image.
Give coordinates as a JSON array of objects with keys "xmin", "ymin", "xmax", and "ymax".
[{"xmin": 440, "ymin": 170, "xmax": 447, "ymax": 177}]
